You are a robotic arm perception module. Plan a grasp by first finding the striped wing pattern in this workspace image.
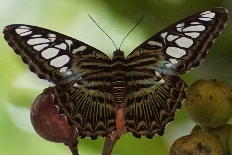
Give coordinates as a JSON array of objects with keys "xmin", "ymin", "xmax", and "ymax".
[
  {"xmin": 125, "ymin": 71, "xmax": 187, "ymax": 138},
  {"xmin": 126, "ymin": 8, "xmax": 228, "ymax": 75},
  {"xmin": 3, "ymin": 25, "xmax": 116, "ymax": 139},
  {"xmin": 3, "ymin": 8, "xmax": 228, "ymax": 139},
  {"xmin": 124, "ymin": 7, "xmax": 228, "ymax": 138},
  {"xmin": 51, "ymin": 71, "xmax": 116, "ymax": 139}
]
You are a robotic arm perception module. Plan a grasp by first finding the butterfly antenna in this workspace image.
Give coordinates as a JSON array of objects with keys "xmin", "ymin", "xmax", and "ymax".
[
  {"xmin": 119, "ymin": 14, "xmax": 145, "ymax": 50},
  {"xmin": 88, "ymin": 14, "xmax": 118, "ymax": 49}
]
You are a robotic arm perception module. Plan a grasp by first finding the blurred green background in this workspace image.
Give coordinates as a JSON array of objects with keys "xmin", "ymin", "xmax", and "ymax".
[{"xmin": 0, "ymin": 0, "xmax": 232, "ymax": 155}]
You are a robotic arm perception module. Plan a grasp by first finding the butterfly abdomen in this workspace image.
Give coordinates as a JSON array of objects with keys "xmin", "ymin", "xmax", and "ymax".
[{"xmin": 112, "ymin": 76, "xmax": 126, "ymax": 104}]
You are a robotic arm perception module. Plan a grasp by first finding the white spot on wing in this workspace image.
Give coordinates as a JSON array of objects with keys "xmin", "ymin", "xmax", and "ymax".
[
  {"xmin": 73, "ymin": 77, "xmax": 82, "ymax": 87},
  {"xmin": 169, "ymin": 58, "xmax": 178, "ymax": 64},
  {"xmin": 73, "ymin": 82, "xmax": 82, "ymax": 88},
  {"xmin": 33, "ymin": 44, "xmax": 49, "ymax": 51},
  {"xmin": 176, "ymin": 23, "xmax": 185, "ymax": 32},
  {"xmin": 166, "ymin": 47, "xmax": 186, "ymax": 58},
  {"xmin": 72, "ymin": 46, "xmax": 87, "ymax": 54},
  {"xmin": 155, "ymin": 71, "xmax": 161, "ymax": 77},
  {"xmin": 184, "ymin": 32, "xmax": 200, "ymax": 38},
  {"xmin": 201, "ymin": 11, "xmax": 211, "ymax": 15},
  {"xmin": 167, "ymin": 35, "xmax": 179, "ymax": 41},
  {"xmin": 41, "ymin": 48, "xmax": 59, "ymax": 59},
  {"xmin": 31, "ymin": 34, "xmax": 42, "ymax": 38},
  {"xmin": 183, "ymin": 25, "xmax": 205, "ymax": 32},
  {"xmin": 156, "ymin": 79, "xmax": 165, "ymax": 85},
  {"xmin": 18, "ymin": 26, "xmax": 30, "ymax": 29},
  {"xmin": 65, "ymin": 40, "xmax": 73, "ymax": 46},
  {"xmin": 55, "ymin": 43, "xmax": 67, "ymax": 50},
  {"xmin": 48, "ymin": 33, "xmax": 56, "ymax": 42},
  {"xmin": 48, "ymin": 33, "xmax": 56, "ymax": 38},
  {"xmin": 199, "ymin": 11, "xmax": 215, "ymax": 21},
  {"xmin": 176, "ymin": 23, "xmax": 184, "ymax": 27},
  {"xmin": 161, "ymin": 32, "xmax": 168, "ymax": 38},
  {"xmin": 59, "ymin": 67, "xmax": 68, "ymax": 72},
  {"xmin": 15, "ymin": 26, "xmax": 30, "ymax": 34},
  {"xmin": 65, "ymin": 40, "xmax": 73, "ymax": 51},
  {"xmin": 22, "ymin": 31, "xmax": 32, "ymax": 36},
  {"xmin": 16, "ymin": 30, "xmax": 32, "ymax": 36},
  {"xmin": 175, "ymin": 37, "xmax": 193, "ymax": 48},
  {"xmin": 73, "ymin": 83, "xmax": 79, "ymax": 87},
  {"xmin": 199, "ymin": 17, "xmax": 213, "ymax": 21},
  {"xmin": 49, "ymin": 38, "xmax": 56, "ymax": 42},
  {"xmin": 27, "ymin": 38, "xmax": 50, "ymax": 45},
  {"xmin": 59, "ymin": 67, "xmax": 72, "ymax": 76},
  {"xmin": 190, "ymin": 22, "xmax": 201, "ymax": 25},
  {"xmin": 50, "ymin": 55, "xmax": 70, "ymax": 67},
  {"xmin": 201, "ymin": 11, "xmax": 215, "ymax": 18},
  {"xmin": 165, "ymin": 63, "xmax": 173, "ymax": 68},
  {"xmin": 148, "ymin": 41, "xmax": 163, "ymax": 47}
]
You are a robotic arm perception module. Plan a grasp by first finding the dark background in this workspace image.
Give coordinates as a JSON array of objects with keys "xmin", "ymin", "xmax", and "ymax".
[{"xmin": 0, "ymin": 0, "xmax": 231, "ymax": 154}]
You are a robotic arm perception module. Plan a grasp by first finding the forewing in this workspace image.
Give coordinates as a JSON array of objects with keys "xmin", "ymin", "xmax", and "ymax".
[
  {"xmin": 126, "ymin": 8, "xmax": 228, "ymax": 75},
  {"xmin": 125, "ymin": 70, "xmax": 187, "ymax": 138},
  {"xmin": 3, "ymin": 24, "xmax": 116, "ymax": 138},
  {"xmin": 3, "ymin": 24, "xmax": 111, "ymax": 84}
]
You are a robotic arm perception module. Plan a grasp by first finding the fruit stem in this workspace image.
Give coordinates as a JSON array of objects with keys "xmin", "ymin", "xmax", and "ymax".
[{"xmin": 68, "ymin": 145, "xmax": 79, "ymax": 155}]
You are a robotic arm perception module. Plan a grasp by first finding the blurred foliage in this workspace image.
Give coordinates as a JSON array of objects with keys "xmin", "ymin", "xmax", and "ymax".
[{"xmin": 0, "ymin": 0, "xmax": 231, "ymax": 155}]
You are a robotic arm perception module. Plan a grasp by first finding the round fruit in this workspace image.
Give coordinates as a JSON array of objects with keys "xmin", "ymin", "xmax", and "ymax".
[
  {"xmin": 170, "ymin": 132, "xmax": 223, "ymax": 155},
  {"xmin": 30, "ymin": 87, "xmax": 78, "ymax": 147},
  {"xmin": 185, "ymin": 79, "xmax": 232, "ymax": 128},
  {"xmin": 191, "ymin": 124, "xmax": 232, "ymax": 155},
  {"xmin": 228, "ymin": 131, "xmax": 232, "ymax": 155}
]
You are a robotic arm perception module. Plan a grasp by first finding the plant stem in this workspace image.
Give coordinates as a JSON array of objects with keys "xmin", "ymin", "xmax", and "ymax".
[{"xmin": 101, "ymin": 136, "xmax": 118, "ymax": 155}]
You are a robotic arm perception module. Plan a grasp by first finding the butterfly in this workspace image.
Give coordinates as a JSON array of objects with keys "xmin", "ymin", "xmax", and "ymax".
[{"xmin": 3, "ymin": 8, "xmax": 228, "ymax": 140}]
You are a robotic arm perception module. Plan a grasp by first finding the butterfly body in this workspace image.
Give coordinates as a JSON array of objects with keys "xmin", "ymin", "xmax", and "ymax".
[{"xmin": 3, "ymin": 8, "xmax": 228, "ymax": 139}]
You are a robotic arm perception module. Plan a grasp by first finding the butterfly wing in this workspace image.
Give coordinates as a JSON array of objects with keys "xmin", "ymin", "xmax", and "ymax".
[
  {"xmin": 126, "ymin": 8, "xmax": 228, "ymax": 75},
  {"xmin": 125, "ymin": 8, "xmax": 228, "ymax": 138},
  {"xmin": 3, "ymin": 24, "xmax": 111, "ymax": 84},
  {"xmin": 125, "ymin": 70, "xmax": 187, "ymax": 138},
  {"xmin": 51, "ymin": 71, "xmax": 116, "ymax": 139},
  {"xmin": 3, "ymin": 25, "xmax": 116, "ymax": 138}
]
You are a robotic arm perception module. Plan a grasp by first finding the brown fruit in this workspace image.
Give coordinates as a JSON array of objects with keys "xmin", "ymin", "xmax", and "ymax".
[{"xmin": 30, "ymin": 87, "xmax": 78, "ymax": 147}]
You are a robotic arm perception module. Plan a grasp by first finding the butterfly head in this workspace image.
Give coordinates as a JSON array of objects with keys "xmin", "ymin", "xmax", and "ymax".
[{"xmin": 113, "ymin": 50, "xmax": 124, "ymax": 57}]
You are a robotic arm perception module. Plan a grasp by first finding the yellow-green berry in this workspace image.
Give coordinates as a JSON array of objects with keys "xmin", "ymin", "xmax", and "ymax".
[
  {"xmin": 191, "ymin": 124, "xmax": 232, "ymax": 155},
  {"xmin": 185, "ymin": 79, "xmax": 232, "ymax": 128},
  {"xmin": 228, "ymin": 131, "xmax": 232, "ymax": 154},
  {"xmin": 170, "ymin": 132, "xmax": 223, "ymax": 155}
]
